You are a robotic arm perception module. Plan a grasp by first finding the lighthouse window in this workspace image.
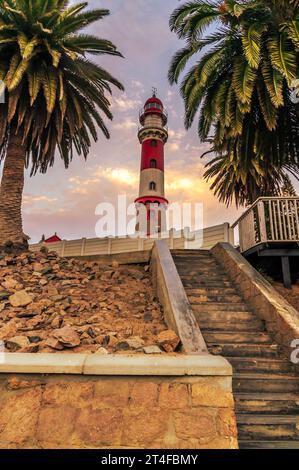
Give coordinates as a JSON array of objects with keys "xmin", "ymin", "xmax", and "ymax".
[
  {"xmin": 150, "ymin": 159, "xmax": 157, "ymax": 168},
  {"xmin": 151, "ymin": 140, "xmax": 158, "ymax": 147},
  {"xmin": 145, "ymin": 103, "xmax": 162, "ymax": 110},
  {"xmin": 149, "ymin": 181, "xmax": 156, "ymax": 191}
]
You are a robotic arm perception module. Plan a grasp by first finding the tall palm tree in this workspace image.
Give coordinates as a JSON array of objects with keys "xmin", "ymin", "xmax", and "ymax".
[
  {"xmin": 169, "ymin": 0, "xmax": 299, "ymax": 206},
  {"xmin": 0, "ymin": 0, "xmax": 123, "ymax": 250}
]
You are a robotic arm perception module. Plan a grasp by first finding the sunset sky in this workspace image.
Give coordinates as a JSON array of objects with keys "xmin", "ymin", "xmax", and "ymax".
[{"xmin": 16, "ymin": 0, "xmax": 294, "ymax": 243}]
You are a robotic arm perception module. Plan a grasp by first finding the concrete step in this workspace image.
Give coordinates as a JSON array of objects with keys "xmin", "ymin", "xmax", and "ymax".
[
  {"xmin": 228, "ymin": 357, "xmax": 294, "ymax": 374},
  {"xmin": 194, "ymin": 310, "xmax": 259, "ymax": 323},
  {"xmin": 172, "ymin": 255, "xmax": 213, "ymax": 262},
  {"xmin": 180, "ymin": 274, "xmax": 231, "ymax": 281},
  {"xmin": 182, "ymin": 280, "xmax": 233, "ymax": 288},
  {"xmin": 237, "ymin": 415, "xmax": 299, "ymax": 441},
  {"xmin": 171, "ymin": 250, "xmax": 211, "ymax": 256},
  {"xmin": 200, "ymin": 319, "xmax": 266, "ymax": 332},
  {"xmin": 174, "ymin": 261, "xmax": 216, "ymax": 267},
  {"xmin": 204, "ymin": 332, "xmax": 272, "ymax": 345},
  {"xmin": 233, "ymin": 373, "xmax": 299, "ymax": 393},
  {"xmin": 192, "ymin": 303, "xmax": 251, "ymax": 312},
  {"xmin": 236, "ymin": 393, "xmax": 299, "ymax": 414},
  {"xmin": 175, "ymin": 260, "xmax": 222, "ymax": 267},
  {"xmin": 174, "ymin": 256, "xmax": 218, "ymax": 263},
  {"xmin": 188, "ymin": 294, "xmax": 243, "ymax": 304},
  {"xmin": 209, "ymin": 343, "xmax": 279, "ymax": 358},
  {"xmin": 178, "ymin": 271, "xmax": 227, "ymax": 279},
  {"xmin": 185, "ymin": 287, "xmax": 238, "ymax": 296},
  {"xmin": 238, "ymin": 440, "xmax": 299, "ymax": 449}
]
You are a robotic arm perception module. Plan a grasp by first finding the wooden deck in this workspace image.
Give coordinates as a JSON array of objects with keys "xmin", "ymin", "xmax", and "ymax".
[
  {"xmin": 232, "ymin": 197, "xmax": 299, "ymax": 288},
  {"xmin": 232, "ymin": 197, "xmax": 299, "ymax": 253}
]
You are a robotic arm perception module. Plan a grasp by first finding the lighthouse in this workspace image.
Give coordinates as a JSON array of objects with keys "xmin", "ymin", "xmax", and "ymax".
[{"xmin": 135, "ymin": 91, "xmax": 168, "ymax": 236}]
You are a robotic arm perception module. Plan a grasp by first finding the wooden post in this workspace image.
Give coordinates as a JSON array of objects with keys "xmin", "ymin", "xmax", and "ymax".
[
  {"xmin": 223, "ymin": 222, "xmax": 230, "ymax": 243},
  {"xmin": 257, "ymin": 200, "xmax": 267, "ymax": 243},
  {"xmin": 281, "ymin": 256, "xmax": 292, "ymax": 289}
]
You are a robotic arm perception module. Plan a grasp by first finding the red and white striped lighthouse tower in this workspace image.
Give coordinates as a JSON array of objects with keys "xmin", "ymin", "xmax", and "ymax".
[{"xmin": 135, "ymin": 91, "xmax": 168, "ymax": 236}]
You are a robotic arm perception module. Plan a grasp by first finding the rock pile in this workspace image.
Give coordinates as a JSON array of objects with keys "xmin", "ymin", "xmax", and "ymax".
[{"xmin": 0, "ymin": 249, "xmax": 180, "ymax": 354}]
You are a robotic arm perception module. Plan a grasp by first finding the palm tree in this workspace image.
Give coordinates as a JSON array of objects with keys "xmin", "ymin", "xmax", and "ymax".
[
  {"xmin": 169, "ymin": 0, "xmax": 299, "ymax": 206},
  {"xmin": 0, "ymin": 0, "xmax": 123, "ymax": 251}
]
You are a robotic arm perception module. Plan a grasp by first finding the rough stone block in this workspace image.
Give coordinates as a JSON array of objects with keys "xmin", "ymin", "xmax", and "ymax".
[
  {"xmin": 94, "ymin": 380, "xmax": 130, "ymax": 407},
  {"xmin": 159, "ymin": 383, "xmax": 189, "ymax": 409},
  {"xmin": 37, "ymin": 406, "xmax": 77, "ymax": 445},
  {"xmin": 192, "ymin": 382, "xmax": 234, "ymax": 408},
  {"xmin": 42, "ymin": 382, "xmax": 94, "ymax": 407},
  {"xmin": 0, "ymin": 388, "xmax": 41, "ymax": 446},
  {"xmin": 129, "ymin": 382, "xmax": 158, "ymax": 407},
  {"xmin": 122, "ymin": 408, "xmax": 169, "ymax": 446},
  {"xmin": 174, "ymin": 409, "xmax": 217, "ymax": 440},
  {"xmin": 216, "ymin": 409, "xmax": 238, "ymax": 438},
  {"xmin": 75, "ymin": 407, "xmax": 123, "ymax": 446}
]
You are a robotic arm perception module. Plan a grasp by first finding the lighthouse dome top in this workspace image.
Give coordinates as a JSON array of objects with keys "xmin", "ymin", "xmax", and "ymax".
[{"xmin": 144, "ymin": 95, "xmax": 163, "ymax": 109}]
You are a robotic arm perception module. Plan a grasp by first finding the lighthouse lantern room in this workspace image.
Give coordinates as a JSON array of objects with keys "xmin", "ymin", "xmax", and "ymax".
[{"xmin": 135, "ymin": 91, "xmax": 168, "ymax": 236}]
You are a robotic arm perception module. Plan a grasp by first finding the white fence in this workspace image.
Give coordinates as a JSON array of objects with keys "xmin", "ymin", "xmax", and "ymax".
[{"xmin": 30, "ymin": 223, "xmax": 234, "ymax": 258}]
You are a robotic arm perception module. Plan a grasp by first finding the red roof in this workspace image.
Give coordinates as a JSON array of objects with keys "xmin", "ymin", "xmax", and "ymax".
[
  {"xmin": 145, "ymin": 96, "xmax": 163, "ymax": 107},
  {"xmin": 44, "ymin": 234, "xmax": 62, "ymax": 243}
]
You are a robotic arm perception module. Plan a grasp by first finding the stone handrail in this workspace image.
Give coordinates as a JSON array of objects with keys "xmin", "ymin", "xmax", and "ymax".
[{"xmin": 151, "ymin": 240, "xmax": 209, "ymax": 354}]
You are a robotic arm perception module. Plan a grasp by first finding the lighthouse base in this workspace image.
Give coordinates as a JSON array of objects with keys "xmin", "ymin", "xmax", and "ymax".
[{"xmin": 135, "ymin": 200, "xmax": 167, "ymax": 237}]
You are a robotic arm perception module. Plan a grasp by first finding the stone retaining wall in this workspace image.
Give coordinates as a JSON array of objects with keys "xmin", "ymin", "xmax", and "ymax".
[{"xmin": 0, "ymin": 373, "xmax": 238, "ymax": 449}]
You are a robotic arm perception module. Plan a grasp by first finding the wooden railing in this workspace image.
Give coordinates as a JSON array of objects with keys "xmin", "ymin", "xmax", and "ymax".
[{"xmin": 232, "ymin": 197, "xmax": 299, "ymax": 253}]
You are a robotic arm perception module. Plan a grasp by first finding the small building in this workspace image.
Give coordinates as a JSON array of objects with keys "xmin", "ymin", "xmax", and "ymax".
[{"xmin": 40, "ymin": 233, "xmax": 62, "ymax": 244}]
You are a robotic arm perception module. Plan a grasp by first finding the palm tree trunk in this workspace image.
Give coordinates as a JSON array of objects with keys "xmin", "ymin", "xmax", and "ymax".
[{"xmin": 0, "ymin": 126, "xmax": 28, "ymax": 250}]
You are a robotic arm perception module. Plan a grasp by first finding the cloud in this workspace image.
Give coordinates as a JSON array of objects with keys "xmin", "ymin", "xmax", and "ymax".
[
  {"xmin": 101, "ymin": 168, "xmax": 138, "ymax": 186},
  {"xmin": 168, "ymin": 142, "xmax": 180, "ymax": 153},
  {"xmin": 131, "ymin": 80, "xmax": 145, "ymax": 92},
  {"xmin": 113, "ymin": 118, "xmax": 137, "ymax": 130},
  {"xmin": 112, "ymin": 94, "xmax": 142, "ymax": 112},
  {"xmin": 168, "ymin": 129, "xmax": 186, "ymax": 141},
  {"xmin": 23, "ymin": 195, "xmax": 58, "ymax": 205}
]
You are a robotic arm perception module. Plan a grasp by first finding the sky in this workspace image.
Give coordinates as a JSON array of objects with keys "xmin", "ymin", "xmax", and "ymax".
[{"xmin": 20, "ymin": 0, "xmax": 246, "ymax": 243}]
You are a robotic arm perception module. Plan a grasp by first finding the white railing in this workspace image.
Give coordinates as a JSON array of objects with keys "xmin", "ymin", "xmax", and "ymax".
[
  {"xmin": 30, "ymin": 223, "xmax": 234, "ymax": 257},
  {"xmin": 232, "ymin": 197, "xmax": 299, "ymax": 253}
]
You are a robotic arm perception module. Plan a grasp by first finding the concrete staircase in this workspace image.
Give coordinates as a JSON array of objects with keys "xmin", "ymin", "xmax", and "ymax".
[{"xmin": 172, "ymin": 249, "xmax": 299, "ymax": 449}]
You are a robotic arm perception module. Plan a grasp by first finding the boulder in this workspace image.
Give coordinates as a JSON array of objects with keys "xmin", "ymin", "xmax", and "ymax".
[
  {"xmin": 2, "ymin": 278, "xmax": 18, "ymax": 290},
  {"xmin": 156, "ymin": 329, "xmax": 180, "ymax": 352},
  {"xmin": 0, "ymin": 291, "xmax": 10, "ymax": 301},
  {"xmin": 9, "ymin": 290, "xmax": 33, "ymax": 307},
  {"xmin": 127, "ymin": 269, "xmax": 144, "ymax": 280},
  {"xmin": 95, "ymin": 347, "xmax": 109, "ymax": 355},
  {"xmin": 116, "ymin": 336, "xmax": 145, "ymax": 351},
  {"xmin": 143, "ymin": 345, "xmax": 163, "ymax": 354},
  {"xmin": 52, "ymin": 326, "xmax": 81, "ymax": 348},
  {"xmin": 45, "ymin": 337, "xmax": 64, "ymax": 350},
  {"xmin": 5, "ymin": 335, "xmax": 30, "ymax": 351}
]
